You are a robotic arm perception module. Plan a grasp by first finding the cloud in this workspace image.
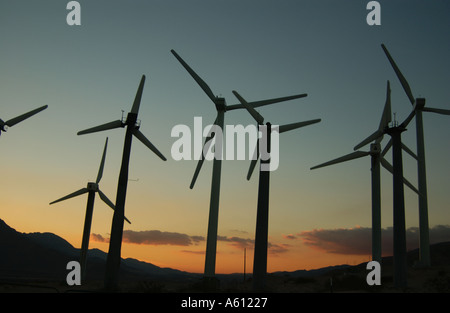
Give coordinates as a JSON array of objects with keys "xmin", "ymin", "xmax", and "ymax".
[
  {"xmin": 91, "ymin": 230, "xmax": 205, "ymax": 246},
  {"xmin": 91, "ymin": 231, "xmax": 291, "ymax": 255},
  {"xmin": 299, "ymin": 225, "xmax": 450, "ymax": 256},
  {"xmin": 300, "ymin": 226, "xmax": 371, "ymax": 255},
  {"xmin": 283, "ymin": 234, "xmax": 297, "ymax": 240},
  {"xmin": 90, "ymin": 233, "xmax": 109, "ymax": 243},
  {"xmin": 181, "ymin": 250, "xmax": 205, "ymax": 255},
  {"xmin": 218, "ymin": 235, "xmax": 254, "ymax": 250},
  {"xmin": 217, "ymin": 235, "xmax": 290, "ymax": 255},
  {"xmin": 268, "ymin": 243, "xmax": 291, "ymax": 255}
]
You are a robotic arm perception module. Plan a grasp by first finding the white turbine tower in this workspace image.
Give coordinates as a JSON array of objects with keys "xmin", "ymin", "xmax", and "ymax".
[
  {"xmin": 381, "ymin": 43, "xmax": 450, "ymax": 267},
  {"xmin": 171, "ymin": 49, "xmax": 309, "ymax": 288},
  {"xmin": 0, "ymin": 105, "xmax": 48, "ymax": 136},
  {"xmin": 77, "ymin": 75, "xmax": 166, "ymax": 291},
  {"xmin": 49, "ymin": 137, "xmax": 130, "ymax": 281},
  {"xmin": 311, "ymin": 81, "xmax": 418, "ymax": 264},
  {"xmin": 233, "ymin": 90, "xmax": 321, "ymax": 292}
]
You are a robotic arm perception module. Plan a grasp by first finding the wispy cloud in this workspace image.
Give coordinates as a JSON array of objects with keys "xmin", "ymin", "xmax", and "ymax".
[
  {"xmin": 268, "ymin": 243, "xmax": 291, "ymax": 255},
  {"xmin": 91, "ymin": 230, "xmax": 204, "ymax": 246},
  {"xmin": 91, "ymin": 231, "xmax": 292, "ymax": 255},
  {"xmin": 122, "ymin": 230, "xmax": 204, "ymax": 246},
  {"xmin": 283, "ymin": 234, "xmax": 298, "ymax": 240},
  {"xmin": 217, "ymin": 236, "xmax": 290, "ymax": 255},
  {"xmin": 298, "ymin": 225, "xmax": 450, "ymax": 256},
  {"xmin": 218, "ymin": 235, "xmax": 254, "ymax": 250},
  {"xmin": 90, "ymin": 233, "xmax": 109, "ymax": 243}
]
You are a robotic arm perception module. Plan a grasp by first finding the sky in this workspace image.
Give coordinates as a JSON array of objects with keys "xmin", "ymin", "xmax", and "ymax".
[{"xmin": 1, "ymin": 1, "xmax": 449, "ymax": 275}]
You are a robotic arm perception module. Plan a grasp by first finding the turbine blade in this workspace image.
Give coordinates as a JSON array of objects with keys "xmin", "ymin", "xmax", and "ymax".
[
  {"xmin": 77, "ymin": 120, "xmax": 123, "ymax": 136},
  {"xmin": 190, "ymin": 157, "xmax": 205, "ymax": 189},
  {"xmin": 232, "ymin": 90, "xmax": 264, "ymax": 124},
  {"xmin": 381, "ymin": 138, "xmax": 392, "ymax": 157},
  {"xmin": 98, "ymin": 190, "xmax": 131, "ymax": 224},
  {"xmin": 378, "ymin": 81, "xmax": 392, "ymax": 132},
  {"xmin": 310, "ymin": 151, "xmax": 370, "ymax": 170},
  {"xmin": 422, "ymin": 107, "xmax": 450, "ymax": 115},
  {"xmin": 354, "ymin": 130, "xmax": 383, "ymax": 151},
  {"xmin": 5, "ymin": 105, "xmax": 48, "ymax": 127},
  {"xmin": 402, "ymin": 143, "xmax": 418, "ymax": 160},
  {"xmin": 226, "ymin": 94, "xmax": 308, "ymax": 111},
  {"xmin": 171, "ymin": 49, "xmax": 217, "ymax": 104},
  {"xmin": 131, "ymin": 75, "xmax": 146, "ymax": 115},
  {"xmin": 381, "ymin": 44, "xmax": 415, "ymax": 105},
  {"xmin": 400, "ymin": 110, "xmax": 416, "ymax": 128},
  {"xmin": 97, "ymin": 189, "xmax": 114, "ymax": 210},
  {"xmin": 190, "ymin": 117, "xmax": 218, "ymax": 188},
  {"xmin": 49, "ymin": 188, "xmax": 89, "ymax": 205},
  {"xmin": 246, "ymin": 137, "xmax": 260, "ymax": 180},
  {"xmin": 132, "ymin": 129, "xmax": 167, "ymax": 161},
  {"xmin": 279, "ymin": 119, "xmax": 321, "ymax": 133},
  {"xmin": 96, "ymin": 137, "xmax": 108, "ymax": 184},
  {"xmin": 380, "ymin": 157, "xmax": 419, "ymax": 194},
  {"xmin": 247, "ymin": 156, "xmax": 259, "ymax": 181}
]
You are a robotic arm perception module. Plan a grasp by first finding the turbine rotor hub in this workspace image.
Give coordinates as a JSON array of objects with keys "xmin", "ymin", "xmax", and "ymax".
[
  {"xmin": 214, "ymin": 97, "xmax": 226, "ymax": 111},
  {"xmin": 87, "ymin": 182, "xmax": 99, "ymax": 191},
  {"xmin": 415, "ymin": 98, "xmax": 426, "ymax": 111},
  {"xmin": 370, "ymin": 143, "xmax": 381, "ymax": 154}
]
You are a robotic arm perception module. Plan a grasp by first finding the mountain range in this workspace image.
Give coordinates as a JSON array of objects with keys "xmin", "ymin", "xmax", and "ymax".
[
  {"xmin": 2, "ymin": 218, "xmax": 450, "ymax": 292},
  {"xmin": 0, "ymin": 218, "xmax": 197, "ymax": 283}
]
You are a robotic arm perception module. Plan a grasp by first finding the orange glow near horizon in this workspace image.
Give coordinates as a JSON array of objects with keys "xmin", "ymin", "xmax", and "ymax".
[{"xmin": 84, "ymin": 230, "xmax": 371, "ymax": 274}]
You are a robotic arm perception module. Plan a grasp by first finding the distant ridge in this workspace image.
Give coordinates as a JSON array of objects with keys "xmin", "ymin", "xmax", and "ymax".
[
  {"xmin": 0, "ymin": 218, "xmax": 196, "ymax": 282},
  {"xmin": 1, "ymin": 219, "xmax": 450, "ymax": 286}
]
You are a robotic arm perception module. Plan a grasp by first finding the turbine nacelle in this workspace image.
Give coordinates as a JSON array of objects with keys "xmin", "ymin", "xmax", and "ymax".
[
  {"xmin": 370, "ymin": 143, "xmax": 381, "ymax": 154},
  {"xmin": 87, "ymin": 182, "xmax": 99, "ymax": 192},
  {"xmin": 124, "ymin": 112, "xmax": 141, "ymax": 129},
  {"xmin": 214, "ymin": 97, "xmax": 226, "ymax": 111},
  {"xmin": 414, "ymin": 98, "xmax": 426, "ymax": 111}
]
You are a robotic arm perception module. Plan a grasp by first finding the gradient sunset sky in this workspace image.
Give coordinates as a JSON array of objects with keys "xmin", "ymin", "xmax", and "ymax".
[{"xmin": 1, "ymin": 1, "xmax": 449, "ymax": 274}]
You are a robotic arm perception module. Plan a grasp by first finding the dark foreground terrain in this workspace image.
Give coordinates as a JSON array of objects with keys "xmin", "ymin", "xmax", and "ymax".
[{"xmin": 1, "ymin": 218, "xmax": 449, "ymax": 293}]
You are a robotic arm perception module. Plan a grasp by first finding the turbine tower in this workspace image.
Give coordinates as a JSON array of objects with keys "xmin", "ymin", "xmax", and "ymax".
[
  {"xmin": 381, "ymin": 43, "xmax": 450, "ymax": 267},
  {"xmin": 0, "ymin": 105, "xmax": 48, "ymax": 136},
  {"xmin": 171, "ymin": 49, "xmax": 308, "ymax": 287},
  {"xmin": 311, "ymin": 81, "xmax": 418, "ymax": 264},
  {"xmin": 233, "ymin": 90, "xmax": 321, "ymax": 292},
  {"xmin": 77, "ymin": 75, "xmax": 167, "ymax": 291},
  {"xmin": 354, "ymin": 84, "xmax": 413, "ymax": 288},
  {"xmin": 49, "ymin": 137, "xmax": 131, "ymax": 281}
]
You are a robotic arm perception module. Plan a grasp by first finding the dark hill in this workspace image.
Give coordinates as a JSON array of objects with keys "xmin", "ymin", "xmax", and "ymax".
[
  {"xmin": 2, "ymin": 219, "xmax": 450, "ymax": 292},
  {"xmin": 0, "ymin": 219, "xmax": 196, "ymax": 283}
]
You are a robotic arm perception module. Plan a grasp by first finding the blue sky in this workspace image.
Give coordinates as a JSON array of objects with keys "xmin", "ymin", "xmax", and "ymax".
[{"xmin": 1, "ymin": 1, "xmax": 449, "ymax": 273}]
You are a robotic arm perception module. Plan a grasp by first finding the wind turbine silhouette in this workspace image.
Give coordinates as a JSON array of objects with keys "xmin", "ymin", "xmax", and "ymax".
[
  {"xmin": 77, "ymin": 75, "xmax": 166, "ymax": 291},
  {"xmin": 311, "ymin": 81, "xmax": 418, "ymax": 264},
  {"xmin": 171, "ymin": 49, "xmax": 308, "ymax": 287},
  {"xmin": 49, "ymin": 137, "xmax": 130, "ymax": 281},
  {"xmin": 0, "ymin": 105, "xmax": 48, "ymax": 136},
  {"xmin": 381, "ymin": 43, "xmax": 450, "ymax": 267},
  {"xmin": 233, "ymin": 90, "xmax": 321, "ymax": 292},
  {"xmin": 353, "ymin": 82, "xmax": 415, "ymax": 288}
]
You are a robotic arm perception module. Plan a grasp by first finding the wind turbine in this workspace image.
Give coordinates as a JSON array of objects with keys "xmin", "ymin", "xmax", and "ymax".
[
  {"xmin": 310, "ymin": 81, "xmax": 418, "ymax": 264},
  {"xmin": 381, "ymin": 43, "xmax": 450, "ymax": 267},
  {"xmin": 49, "ymin": 137, "xmax": 130, "ymax": 281},
  {"xmin": 0, "ymin": 105, "xmax": 48, "ymax": 136},
  {"xmin": 171, "ymin": 49, "xmax": 308, "ymax": 286},
  {"xmin": 77, "ymin": 75, "xmax": 166, "ymax": 291},
  {"xmin": 353, "ymin": 84, "xmax": 414, "ymax": 288},
  {"xmin": 233, "ymin": 90, "xmax": 321, "ymax": 292}
]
